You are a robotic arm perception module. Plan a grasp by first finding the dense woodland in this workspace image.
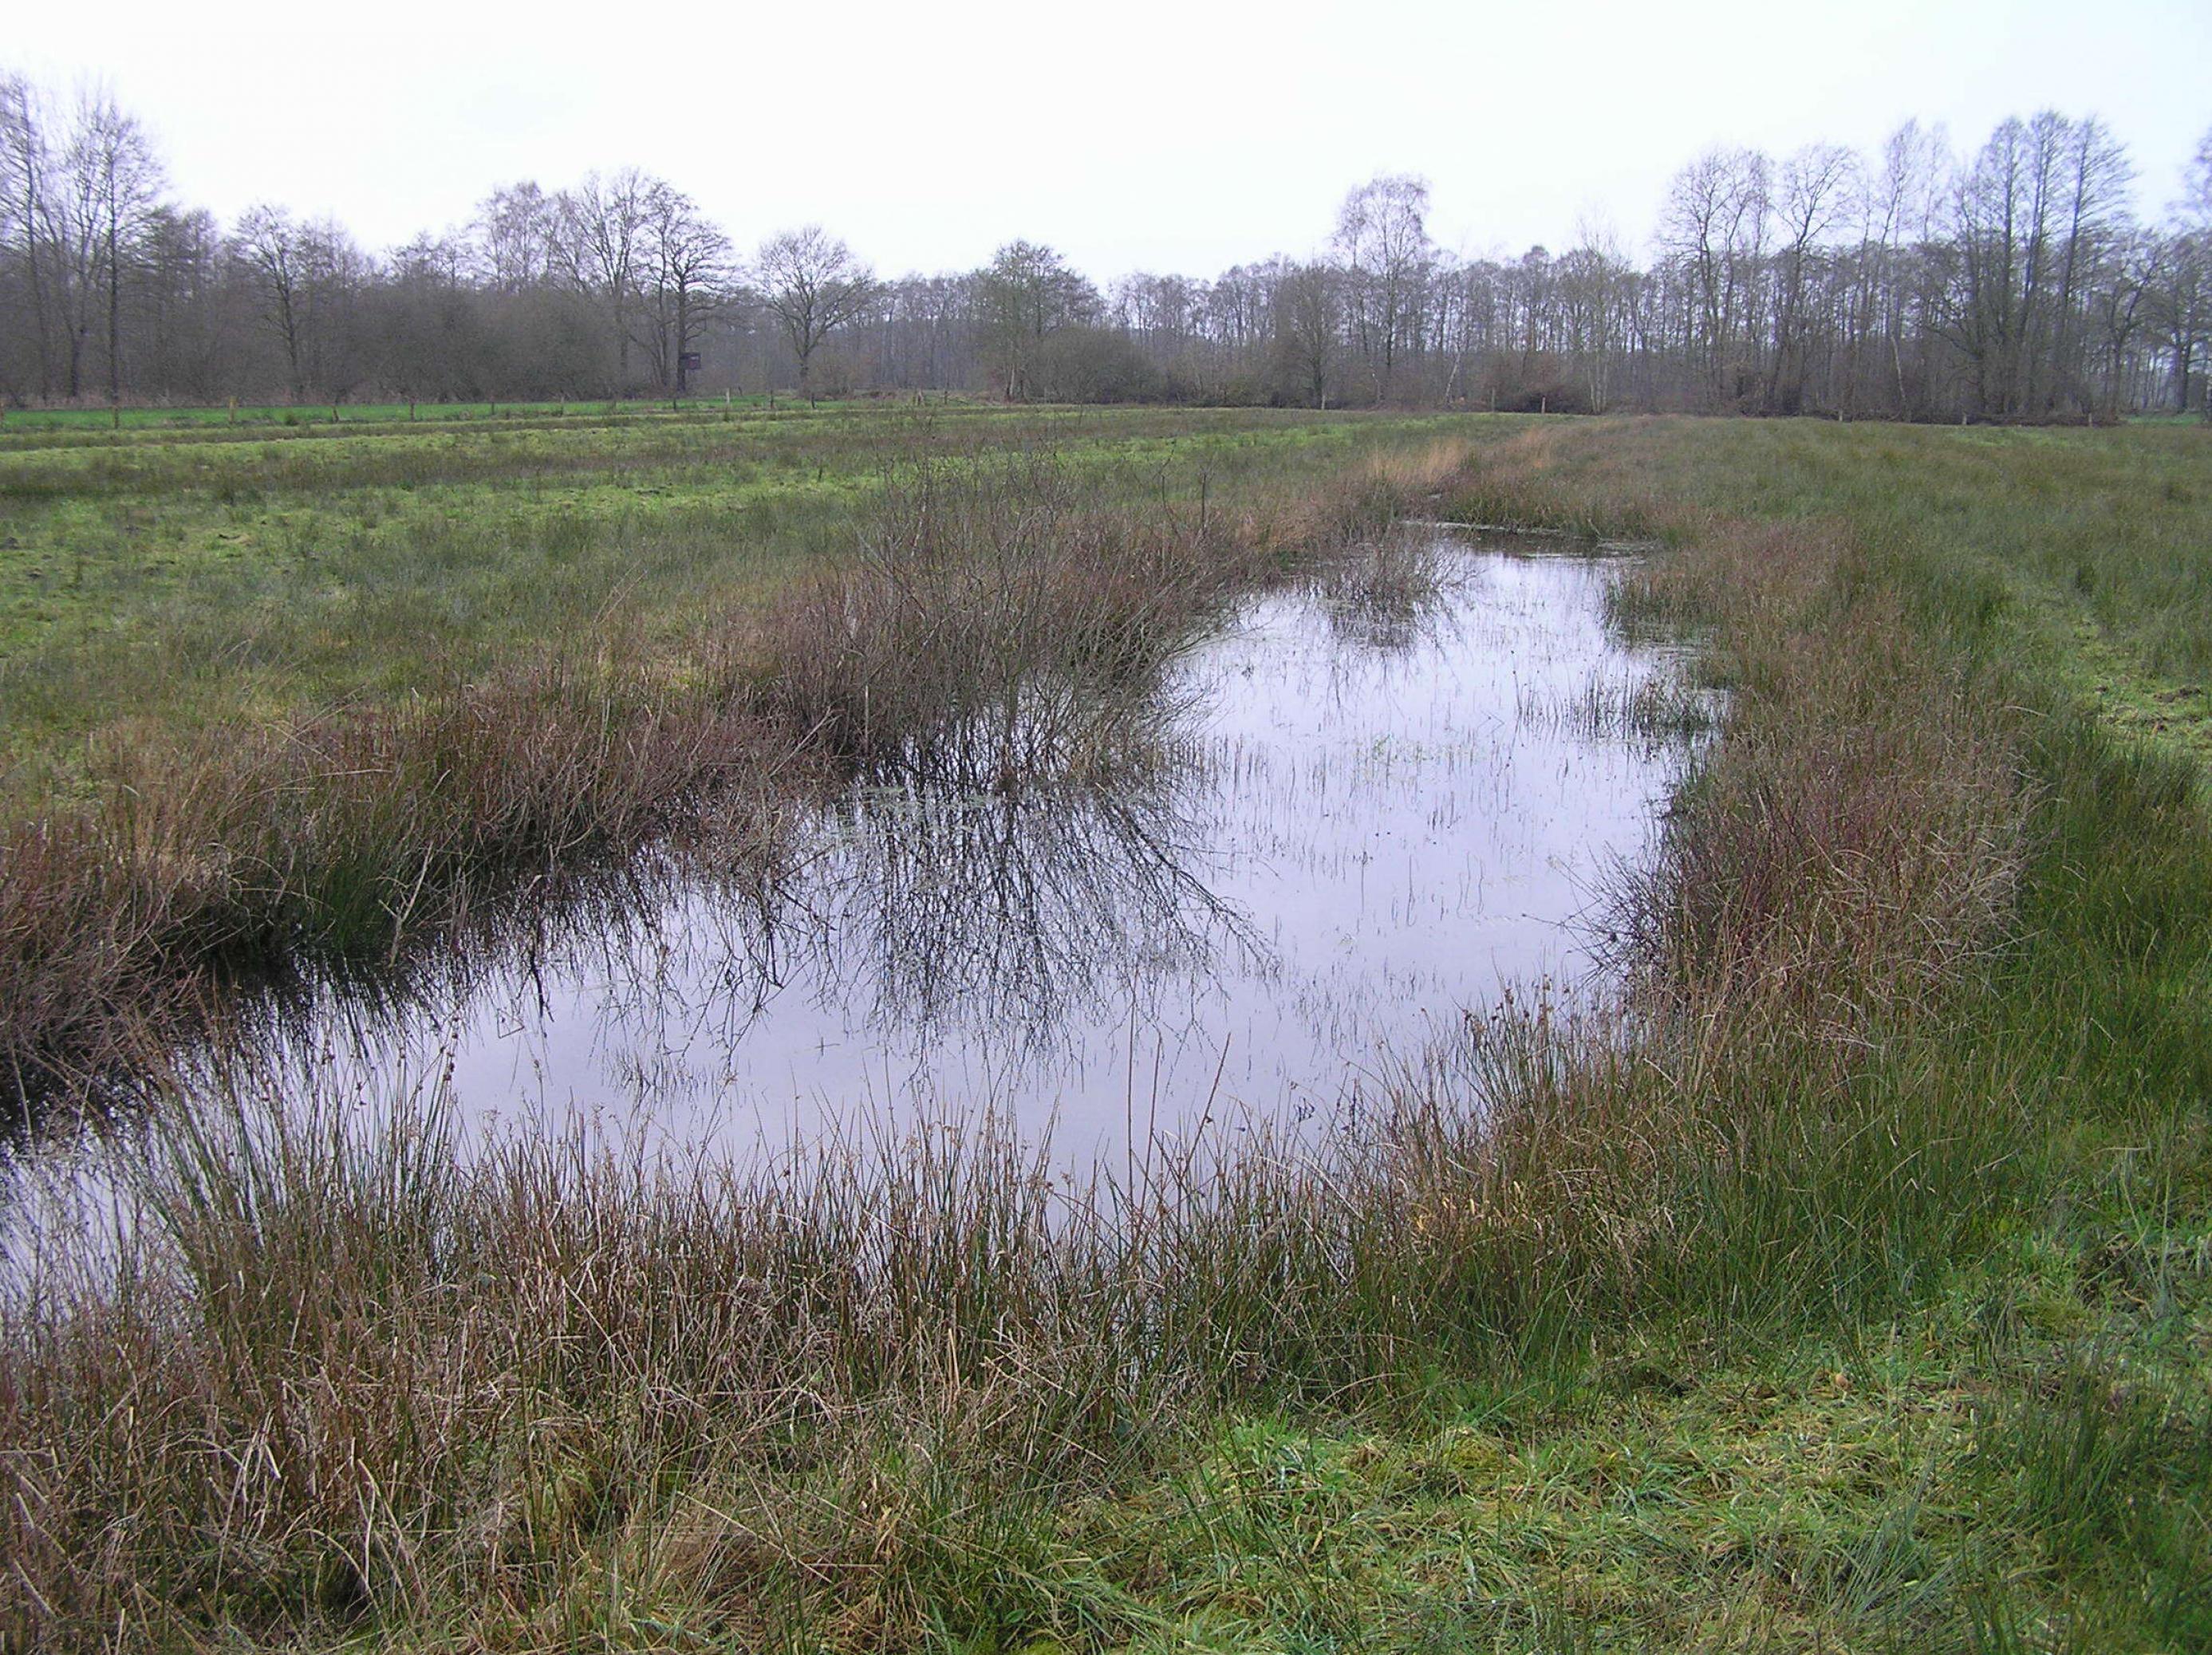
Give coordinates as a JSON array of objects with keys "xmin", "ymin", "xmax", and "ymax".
[{"xmin": 2, "ymin": 73, "xmax": 2209, "ymax": 420}]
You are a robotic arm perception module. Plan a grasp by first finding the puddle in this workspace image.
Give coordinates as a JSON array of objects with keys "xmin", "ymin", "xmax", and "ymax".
[{"xmin": 0, "ymin": 534, "xmax": 1705, "ymax": 1263}]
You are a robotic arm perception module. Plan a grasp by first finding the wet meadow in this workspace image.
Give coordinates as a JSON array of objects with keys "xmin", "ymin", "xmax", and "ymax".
[{"xmin": 2, "ymin": 405, "xmax": 2210, "ymax": 1651}]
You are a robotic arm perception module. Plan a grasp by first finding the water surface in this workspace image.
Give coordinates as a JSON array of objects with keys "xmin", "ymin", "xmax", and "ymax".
[{"xmin": 202, "ymin": 536, "xmax": 1698, "ymax": 1163}]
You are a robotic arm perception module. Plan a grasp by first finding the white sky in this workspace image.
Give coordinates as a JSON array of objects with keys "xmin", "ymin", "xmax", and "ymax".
[{"xmin": 10, "ymin": 0, "xmax": 2208, "ymax": 280}]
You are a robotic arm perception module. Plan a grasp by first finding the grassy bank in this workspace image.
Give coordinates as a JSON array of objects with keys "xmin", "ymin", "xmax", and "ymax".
[{"xmin": 2, "ymin": 417, "xmax": 2209, "ymax": 1650}]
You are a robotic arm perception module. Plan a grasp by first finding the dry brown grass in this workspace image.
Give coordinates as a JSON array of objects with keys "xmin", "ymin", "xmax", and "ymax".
[
  {"xmin": 1618, "ymin": 529, "xmax": 2026, "ymax": 1046},
  {"xmin": 0, "ymin": 651, "xmax": 796, "ymax": 1113},
  {"xmin": 755, "ymin": 451, "xmax": 1250, "ymax": 783},
  {"xmin": 1452, "ymin": 428, "xmax": 2028, "ymax": 1045}
]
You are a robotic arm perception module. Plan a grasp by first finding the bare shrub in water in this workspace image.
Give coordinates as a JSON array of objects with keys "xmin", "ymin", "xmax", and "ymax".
[
  {"xmin": 1311, "ymin": 525, "xmax": 1453, "ymax": 651},
  {"xmin": 761, "ymin": 451, "xmax": 1248, "ymax": 785}
]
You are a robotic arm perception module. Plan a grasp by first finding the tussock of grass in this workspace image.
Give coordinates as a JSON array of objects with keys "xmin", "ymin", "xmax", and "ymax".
[{"xmin": 759, "ymin": 453, "xmax": 1240, "ymax": 784}]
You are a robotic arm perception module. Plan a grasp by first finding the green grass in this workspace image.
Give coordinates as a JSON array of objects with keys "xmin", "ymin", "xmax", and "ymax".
[
  {"xmin": 0, "ymin": 404, "xmax": 1476, "ymax": 785},
  {"xmin": 1049, "ymin": 1221, "xmax": 2208, "ymax": 1653},
  {"xmin": 0, "ymin": 394, "xmax": 826, "ymax": 433}
]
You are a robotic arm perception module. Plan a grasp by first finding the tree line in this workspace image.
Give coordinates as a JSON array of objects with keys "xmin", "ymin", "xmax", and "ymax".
[{"xmin": 3, "ymin": 73, "xmax": 2209, "ymax": 420}]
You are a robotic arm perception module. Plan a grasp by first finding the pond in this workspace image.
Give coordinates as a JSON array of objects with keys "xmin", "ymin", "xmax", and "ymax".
[
  {"xmin": 0, "ymin": 534, "xmax": 1707, "ymax": 1271},
  {"xmin": 223, "ymin": 535, "xmax": 1694, "ymax": 1157}
]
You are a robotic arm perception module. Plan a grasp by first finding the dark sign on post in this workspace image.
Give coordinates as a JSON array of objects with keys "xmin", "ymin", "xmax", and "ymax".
[{"xmin": 679, "ymin": 353, "xmax": 702, "ymax": 372}]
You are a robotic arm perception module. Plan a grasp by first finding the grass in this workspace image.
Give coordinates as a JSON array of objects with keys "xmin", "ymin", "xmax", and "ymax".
[
  {"xmin": 1, "ymin": 413, "xmax": 2210, "ymax": 1650},
  {"xmin": 0, "ymin": 405, "xmax": 1465, "ymax": 772},
  {"xmin": 0, "ymin": 395, "xmax": 854, "ymax": 434},
  {"xmin": 1457, "ymin": 417, "xmax": 2212, "ymax": 756},
  {"xmin": 1061, "ymin": 1237, "xmax": 2209, "ymax": 1653}
]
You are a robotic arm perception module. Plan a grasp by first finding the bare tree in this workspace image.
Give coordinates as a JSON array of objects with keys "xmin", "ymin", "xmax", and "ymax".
[
  {"xmin": 972, "ymin": 240, "xmax": 1097, "ymax": 400},
  {"xmin": 2046, "ymin": 116, "xmax": 2135, "ymax": 412},
  {"xmin": 1765, "ymin": 144, "xmax": 1859, "ymax": 412},
  {"xmin": 1953, "ymin": 116, "xmax": 2037, "ymax": 416},
  {"xmin": 2155, "ymin": 127, "xmax": 2212, "ymax": 416},
  {"xmin": 231, "ymin": 207, "xmax": 364, "ymax": 401},
  {"xmin": 381, "ymin": 231, "xmax": 479, "ymax": 405},
  {"xmin": 0, "ymin": 74, "xmax": 57, "ymax": 399},
  {"xmin": 643, "ymin": 186, "xmax": 728, "ymax": 395},
  {"xmin": 1844, "ymin": 120, "xmax": 1946, "ymax": 418},
  {"xmin": 873, "ymin": 272, "xmax": 967, "ymax": 390},
  {"xmin": 2151, "ymin": 231, "xmax": 2209, "ymax": 414},
  {"xmin": 1662, "ymin": 148, "xmax": 1771, "ymax": 406},
  {"xmin": 1332, "ymin": 174, "xmax": 1434, "ymax": 403},
  {"xmin": 1272, "ymin": 262, "xmax": 1340, "ymax": 406},
  {"xmin": 1556, "ymin": 221, "xmax": 1635, "ymax": 412},
  {"xmin": 40, "ymin": 89, "xmax": 163, "ymax": 406},
  {"xmin": 2189, "ymin": 128, "xmax": 2212, "ymax": 225},
  {"xmin": 756, "ymin": 226, "xmax": 874, "ymax": 400},
  {"xmin": 232, "ymin": 204, "xmax": 309, "ymax": 400},
  {"xmin": 2092, "ymin": 231, "xmax": 2159, "ymax": 420},
  {"xmin": 133, "ymin": 204, "xmax": 224, "ymax": 399},
  {"xmin": 553, "ymin": 168, "xmax": 655, "ymax": 392},
  {"xmin": 471, "ymin": 181, "xmax": 557, "ymax": 293},
  {"xmin": 1952, "ymin": 112, "xmax": 2138, "ymax": 417},
  {"xmin": 82, "ymin": 92, "xmax": 163, "ymax": 418}
]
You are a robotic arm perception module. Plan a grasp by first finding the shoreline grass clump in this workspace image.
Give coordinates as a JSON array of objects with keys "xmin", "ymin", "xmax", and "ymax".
[
  {"xmin": 759, "ymin": 451, "xmax": 1246, "ymax": 785},
  {"xmin": 0, "ymin": 646, "xmax": 800, "ymax": 1114}
]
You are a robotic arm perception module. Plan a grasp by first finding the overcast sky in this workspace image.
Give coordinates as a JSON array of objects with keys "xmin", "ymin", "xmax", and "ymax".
[{"xmin": 10, "ymin": 0, "xmax": 2208, "ymax": 279}]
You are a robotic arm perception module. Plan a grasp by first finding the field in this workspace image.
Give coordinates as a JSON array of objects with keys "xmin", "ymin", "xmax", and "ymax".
[
  {"xmin": 0, "ymin": 404, "xmax": 1456, "ymax": 768},
  {"xmin": 0, "ymin": 396, "xmax": 814, "ymax": 433},
  {"xmin": 2, "ymin": 408, "xmax": 2210, "ymax": 1652}
]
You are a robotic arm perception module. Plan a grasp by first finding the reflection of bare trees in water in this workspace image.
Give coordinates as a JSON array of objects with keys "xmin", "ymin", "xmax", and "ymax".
[
  {"xmin": 795, "ymin": 776, "xmax": 1265, "ymax": 1053},
  {"xmin": 609, "ymin": 768, "xmax": 1264, "ymax": 1070},
  {"xmin": 147, "ymin": 758, "xmax": 1265, "ymax": 1113}
]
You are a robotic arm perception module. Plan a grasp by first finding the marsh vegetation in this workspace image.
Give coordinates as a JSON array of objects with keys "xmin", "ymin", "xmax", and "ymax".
[{"xmin": 1, "ymin": 409, "xmax": 2210, "ymax": 1652}]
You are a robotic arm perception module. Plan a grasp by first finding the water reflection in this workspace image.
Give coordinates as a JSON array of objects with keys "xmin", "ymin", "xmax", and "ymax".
[{"xmin": 799, "ymin": 778, "xmax": 1263, "ymax": 1049}]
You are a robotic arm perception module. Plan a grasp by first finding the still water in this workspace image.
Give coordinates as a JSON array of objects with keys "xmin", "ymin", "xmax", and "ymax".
[
  {"xmin": 0, "ymin": 534, "xmax": 1705, "ymax": 1297},
  {"xmin": 172, "ymin": 535, "xmax": 1701, "ymax": 1166}
]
